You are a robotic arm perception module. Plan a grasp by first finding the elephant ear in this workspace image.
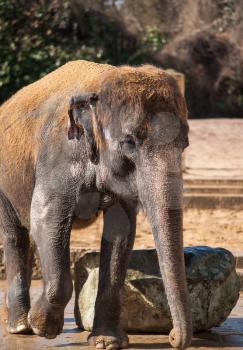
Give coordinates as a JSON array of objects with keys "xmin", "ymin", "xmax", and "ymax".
[
  {"xmin": 180, "ymin": 120, "xmax": 189, "ymax": 149},
  {"xmin": 68, "ymin": 93, "xmax": 99, "ymax": 163}
]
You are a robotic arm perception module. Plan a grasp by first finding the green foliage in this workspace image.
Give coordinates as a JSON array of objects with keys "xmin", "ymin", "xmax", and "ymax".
[
  {"xmin": 226, "ymin": 79, "xmax": 243, "ymax": 108},
  {"xmin": 0, "ymin": 0, "xmax": 100, "ymax": 102},
  {"xmin": 216, "ymin": 0, "xmax": 239, "ymax": 32},
  {"xmin": 128, "ymin": 26, "xmax": 167, "ymax": 63},
  {"xmin": 0, "ymin": 0, "xmax": 170, "ymax": 104},
  {"xmin": 143, "ymin": 26, "xmax": 167, "ymax": 52},
  {"xmin": 0, "ymin": 1, "xmax": 169, "ymax": 104}
]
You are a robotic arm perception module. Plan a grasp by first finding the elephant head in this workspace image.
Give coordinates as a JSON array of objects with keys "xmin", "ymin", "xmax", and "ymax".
[{"xmin": 68, "ymin": 65, "xmax": 192, "ymax": 349}]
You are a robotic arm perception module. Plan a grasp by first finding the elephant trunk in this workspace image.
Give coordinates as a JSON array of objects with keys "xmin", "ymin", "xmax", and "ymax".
[{"xmin": 138, "ymin": 153, "xmax": 192, "ymax": 349}]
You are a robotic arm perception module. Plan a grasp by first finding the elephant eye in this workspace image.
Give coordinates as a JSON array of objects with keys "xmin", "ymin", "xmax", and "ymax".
[{"xmin": 119, "ymin": 134, "xmax": 136, "ymax": 152}]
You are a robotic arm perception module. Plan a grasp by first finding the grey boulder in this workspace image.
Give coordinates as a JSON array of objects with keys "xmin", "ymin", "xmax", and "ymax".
[{"xmin": 74, "ymin": 246, "xmax": 240, "ymax": 333}]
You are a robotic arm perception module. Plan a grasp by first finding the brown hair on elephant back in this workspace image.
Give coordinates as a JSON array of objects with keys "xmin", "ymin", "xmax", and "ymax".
[
  {"xmin": 98, "ymin": 65, "xmax": 187, "ymax": 121},
  {"xmin": 94, "ymin": 64, "xmax": 188, "ymax": 150}
]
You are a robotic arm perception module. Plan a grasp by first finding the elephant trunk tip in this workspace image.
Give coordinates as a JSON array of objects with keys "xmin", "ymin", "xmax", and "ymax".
[{"xmin": 169, "ymin": 326, "xmax": 193, "ymax": 350}]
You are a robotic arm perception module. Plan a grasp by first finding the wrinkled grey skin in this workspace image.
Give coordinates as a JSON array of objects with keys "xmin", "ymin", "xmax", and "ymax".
[{"xmin": 0, "ymin": 88, "xmax": 191, "ymax": 349}]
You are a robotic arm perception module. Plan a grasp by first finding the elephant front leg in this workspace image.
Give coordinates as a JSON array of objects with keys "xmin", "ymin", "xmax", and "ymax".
[
  {"xmin": 28, "ymin": 184, "xmax": 73, "ymax": 339},
  {"xmin": 88, "ymin": 203, "xmax": 136, "ymax": 349}
]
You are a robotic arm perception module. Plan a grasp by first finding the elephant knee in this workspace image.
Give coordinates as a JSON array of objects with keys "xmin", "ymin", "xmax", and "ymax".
[
  {"xmin": 46, "ymin": 276, "xmax": 73, "ymax": 306},
  {"xmin": 0, "ymin": 191, "xmax": 28, "ymax": 246},
  {"xmin": 4, "ymin": 228, "xmax": 29, "ymax": 250}
]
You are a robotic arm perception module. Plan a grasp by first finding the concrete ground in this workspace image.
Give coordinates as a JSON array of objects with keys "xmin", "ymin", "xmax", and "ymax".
[
  {"xmin": 184, "ymin": 119, "xmax": 243, "ymax": 179},
  {"xmin": 0, "ymin": 281, "xmax": 243, "ymax": 350}
]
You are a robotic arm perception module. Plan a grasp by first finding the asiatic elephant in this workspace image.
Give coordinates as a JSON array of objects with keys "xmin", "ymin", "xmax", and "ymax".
[{"xmin": 0, "ymin": 60, "xmax": 191, "ymax": 349}]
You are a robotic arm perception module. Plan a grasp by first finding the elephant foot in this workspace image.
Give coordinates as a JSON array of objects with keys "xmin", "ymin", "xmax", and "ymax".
[
  {"xmin": 8, "ymin": 322, "xmax": 32, "ymax": 334},
  {"xmin": 169, "ymin": 328, "xmax": 192, "ymax": 350},
  {"xmin": 7, "ymin": 305, "xmax": 32, "ymax": 335},
  {"xmin": 88, "ymin": 328, "xmax": 129, "ymax": 349},
  {"xmin": 6, "ymin": 289, "xmax": 32, "ymax": 334},
  {"xmin": 28, "ymin": 298, "xmax": 64, "ymax": 339}
]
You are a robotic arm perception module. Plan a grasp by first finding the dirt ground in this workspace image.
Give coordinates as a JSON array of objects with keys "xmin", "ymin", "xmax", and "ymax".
[{"xmin": 71, "ymin": 208, "xmax": 243, "ymax": 253}]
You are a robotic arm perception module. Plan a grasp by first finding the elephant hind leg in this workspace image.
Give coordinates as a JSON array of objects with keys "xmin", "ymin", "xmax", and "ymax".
[{"xmin": 0, "ymin": 190, "xmax": 33, "ymax": 334}]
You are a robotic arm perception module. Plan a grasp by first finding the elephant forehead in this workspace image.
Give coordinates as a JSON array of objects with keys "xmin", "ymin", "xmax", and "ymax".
[
  {"xmin": 102, "ymin": 110, "xmax": 145, "ymax": 138},
  {"xmin": 102, "ymin": 110, "xmax": 181, "ymax": 143},
  {"xmin": 147, "ymin": 112, "xmax": 181, "ymax": 143}
]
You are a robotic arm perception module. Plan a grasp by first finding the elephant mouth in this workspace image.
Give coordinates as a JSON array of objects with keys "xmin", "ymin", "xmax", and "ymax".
[{"xmin": 99, "ymin": 193, "xmax": 117, "ymax": 210}]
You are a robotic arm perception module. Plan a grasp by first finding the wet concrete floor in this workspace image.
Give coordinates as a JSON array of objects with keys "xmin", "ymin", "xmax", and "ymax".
[{"xmin": 0, "ymin": 281, "xmax": 243, "ymax": 350}]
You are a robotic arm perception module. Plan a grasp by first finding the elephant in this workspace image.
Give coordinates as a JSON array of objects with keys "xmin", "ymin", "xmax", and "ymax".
[{"xmin": 0, "ymin": 60, "xmax": 191, "ymax": 349}]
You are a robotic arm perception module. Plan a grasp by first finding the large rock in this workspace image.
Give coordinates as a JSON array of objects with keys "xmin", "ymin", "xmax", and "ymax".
[{"xmin": 74, "ymin": 246, "xmax": 240, "ymax": 333}]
